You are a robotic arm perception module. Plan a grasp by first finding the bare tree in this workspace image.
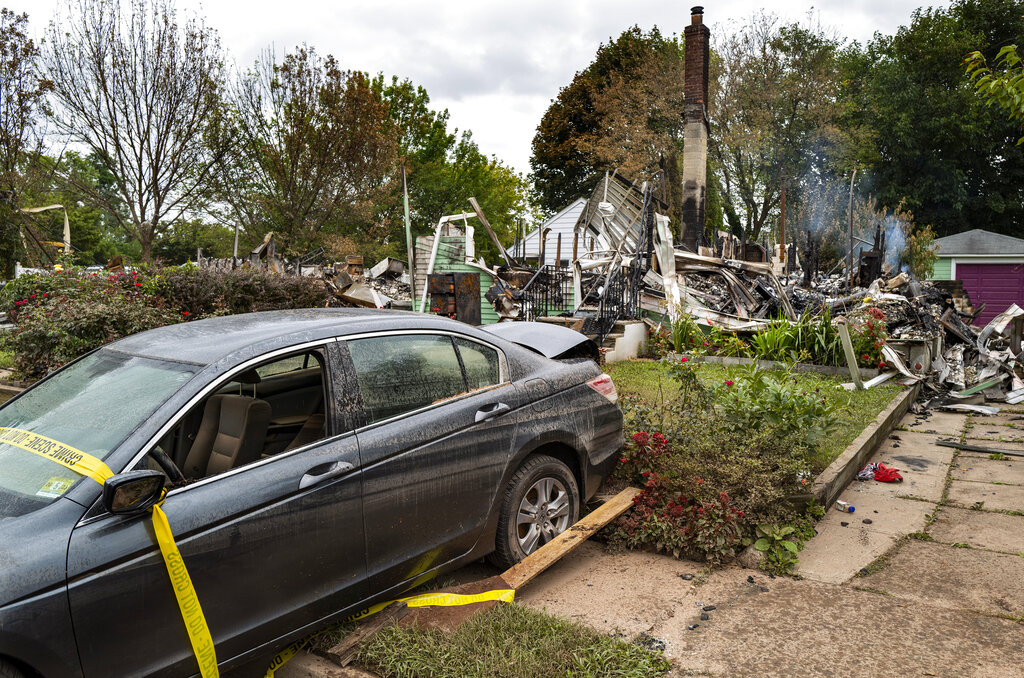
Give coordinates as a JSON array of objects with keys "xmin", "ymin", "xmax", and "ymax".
[
  {"xmin": 211, "ymin": 46, "xmax": 399, "ymax": 255},
  {"xmin": 710, "ymin": 13, "xmax": 846, "ymax": 243},
  {"xmin": 45, "ymin": 0, "xmax": 227, "ymax": 262},
  {"xmin": 0, "ymin": 9, "xmax": 52, "ymax": 274}
]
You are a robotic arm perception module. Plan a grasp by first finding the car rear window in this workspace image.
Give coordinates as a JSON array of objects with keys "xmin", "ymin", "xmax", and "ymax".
[
  {"xmin": 348, "ymin": 334, "xmax": 467, "ymax": 424},
  {"xmin": 0, "ymin": 351, "xmax": 197, "ymax": 517},
  {"xmin": 454, "ymin": 338, "xmax": 500, "ymax": 389}
]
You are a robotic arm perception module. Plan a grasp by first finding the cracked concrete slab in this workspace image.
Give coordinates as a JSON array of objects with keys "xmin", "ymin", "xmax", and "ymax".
[
  {"xmin": 795, "ymin": 494, "xmax": 932, "ymax": 583},
  {"xmin": 947, "ymin": 479, "xmax": 1024, "ymax": 512},
  {"xmin": 863, "ymin": 540, "xmax": 1024, "ymax": 618},
  {"xmin": 968, "ymin": 412, "xmax": 1024, "ymax": 428},
  {"xmin": 676, "ymin": 576, "xmax": 1024, "ymax": 678},
  {"xmin": 900, "ymin": 410, "xmax": 967, "ymax": 436},
  {"xmin": 951, "ymin": 455, "xmax": 1024, "ymax": 485},
  {"xmin": 794, "ymin": 521, "xmax": 894, "ymax": 583},
  {"xmin": 929, "ymin": 505, "xmax": 1024, "ymax": 554},
  {"xmin": 517, "ymin": 541, "xmax": 702, "ymax": 638},
  {"xmin": 521, "ymin": 544, "xmax": 1024, "ymax": 678},
  {"xmin": 964, "ymin": 422, "xmax": 1024, "ymax": 443}
]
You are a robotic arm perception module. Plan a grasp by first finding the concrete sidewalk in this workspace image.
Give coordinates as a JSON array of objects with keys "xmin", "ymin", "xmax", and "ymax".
[{"xmin": 520, "ymin": 406, "xmax": 1024, "ymax": 676}]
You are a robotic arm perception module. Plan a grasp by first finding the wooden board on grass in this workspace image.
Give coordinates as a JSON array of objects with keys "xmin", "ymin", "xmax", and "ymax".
[
  {"xmin": 502, "ymin": 486, "xmax": 640, "ymax": 590},
  {"xmin": 324, "ymin": 602, "xmax": 408, "ymax": 667}
]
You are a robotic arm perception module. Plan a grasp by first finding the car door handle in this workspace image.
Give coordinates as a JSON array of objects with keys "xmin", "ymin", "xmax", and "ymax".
[
  {"xmin": 299, "ymin": 461, "xmax": 354, "ymax": 490},
  {"xmin": 475, "ymin": 402, "xmax": 510, "ymax": 422}
]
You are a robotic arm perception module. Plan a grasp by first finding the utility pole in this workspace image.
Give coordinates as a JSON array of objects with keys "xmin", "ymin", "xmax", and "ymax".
[
  {"xmin": 402, "ymin": 164, "xmax": 417, "ymax": 310},
  {"xmin": 847, "ymin": 168, "xmax": 857, "ymax": 289}
]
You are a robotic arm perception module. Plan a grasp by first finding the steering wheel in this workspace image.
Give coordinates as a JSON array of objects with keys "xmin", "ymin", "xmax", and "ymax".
[{"xmin": 151, "ymin": 446, "xmax": 186, "ymax": 485}]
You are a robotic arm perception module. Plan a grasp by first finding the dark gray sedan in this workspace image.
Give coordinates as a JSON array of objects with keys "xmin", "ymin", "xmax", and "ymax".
[{"xmin": 0, "ymin": 309, "xmax": 622, "ymax": 677}]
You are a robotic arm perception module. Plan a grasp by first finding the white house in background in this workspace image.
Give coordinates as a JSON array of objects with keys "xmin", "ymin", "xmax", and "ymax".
[{"xmin": 514, "ymin": 198, "xmax": 586, "ymax": 266}]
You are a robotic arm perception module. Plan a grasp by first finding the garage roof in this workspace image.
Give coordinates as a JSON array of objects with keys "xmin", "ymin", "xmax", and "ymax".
[{"xmin": 934, "ymin": 229, "xmax": 1024, "ymax": 256}]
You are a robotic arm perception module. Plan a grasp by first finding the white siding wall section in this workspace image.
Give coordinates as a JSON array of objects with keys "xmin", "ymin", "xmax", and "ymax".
[{"xmin": 516, "ymin": 198, "xmax": 586, "ymax": 266}]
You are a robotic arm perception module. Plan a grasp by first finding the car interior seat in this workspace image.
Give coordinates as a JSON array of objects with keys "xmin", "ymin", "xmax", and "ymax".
[
  {"xmin": 183, "ymin": 393, "xmax": 272, "ymax": 478},
  {"xmin": 283, "ymin": 413, "xmax": 326, "ymax": 451}
]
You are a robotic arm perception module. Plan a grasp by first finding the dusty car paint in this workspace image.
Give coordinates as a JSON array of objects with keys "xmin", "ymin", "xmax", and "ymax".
[{"xmin": 0, "ymin": 309, "xmax": 622, "ymax": 677}]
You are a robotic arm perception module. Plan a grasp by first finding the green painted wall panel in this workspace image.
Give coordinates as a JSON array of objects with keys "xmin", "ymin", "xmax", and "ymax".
[{"xmin": 930, "ymin": 257, "xmax": 952, "ymax": 281}]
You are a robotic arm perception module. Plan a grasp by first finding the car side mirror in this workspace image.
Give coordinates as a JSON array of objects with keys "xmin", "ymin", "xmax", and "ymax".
[{"xmin": 103, "ymin": 470, "xmax": 166, "ymax": 515}]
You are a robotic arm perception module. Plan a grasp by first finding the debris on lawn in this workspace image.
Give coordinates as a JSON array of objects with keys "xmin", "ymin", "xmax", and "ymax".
[{"xmin": 196, "ymin": 174, "xmax": 1024, "ymax": 398}]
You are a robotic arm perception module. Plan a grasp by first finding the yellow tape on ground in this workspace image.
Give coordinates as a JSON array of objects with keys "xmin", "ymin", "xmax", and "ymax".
[
  {"xmin": 264, "ymin": 588, "xmax": 516, "ymax": 677},
  {"xmin": 0, "ymin": 427, "xmax": 218, "ymax": 677}
]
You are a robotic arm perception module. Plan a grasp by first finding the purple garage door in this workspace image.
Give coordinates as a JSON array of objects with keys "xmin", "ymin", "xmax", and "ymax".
[{"xmin": 957, "ymin": 262, "xmax": 1024, "ymax": 326}]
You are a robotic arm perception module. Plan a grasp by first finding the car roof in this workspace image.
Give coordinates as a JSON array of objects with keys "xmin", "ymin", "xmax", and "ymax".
[{"xmin": 107, "ymin": 308, "xmax": 489, "ymax": 366}]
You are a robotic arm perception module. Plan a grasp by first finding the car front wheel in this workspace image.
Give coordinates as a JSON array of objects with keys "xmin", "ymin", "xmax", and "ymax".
[{"xmin": 491, "ymin": 454, "xmax": 579, "ymax": 569}]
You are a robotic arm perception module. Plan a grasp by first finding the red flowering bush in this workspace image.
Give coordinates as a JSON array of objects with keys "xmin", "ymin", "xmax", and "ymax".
[
  {"xmin": 850, "ymin": 307, "xmax": 888, "ymax": 368},
  {"xmin": 609, "ymin": 411, "xmax": 809, "ymax": 564},
  {"xmin": 5, "ymin": 280, "xmax": 181, "ymax": 377}
]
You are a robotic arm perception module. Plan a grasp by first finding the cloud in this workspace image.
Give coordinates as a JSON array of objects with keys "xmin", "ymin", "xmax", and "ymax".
[{"xmin": 9, "ymin": 0, "xmax": 932, "ymax": 174}]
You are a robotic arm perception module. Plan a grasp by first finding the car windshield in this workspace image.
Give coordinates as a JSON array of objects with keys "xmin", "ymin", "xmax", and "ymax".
[{"xmin": 0, "ymin": 350, "xmax": 198, "ymax": 518}]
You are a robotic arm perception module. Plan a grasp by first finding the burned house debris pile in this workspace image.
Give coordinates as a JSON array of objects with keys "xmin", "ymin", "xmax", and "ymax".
[{"xmin": 196, "ymin": 175, "xmax": 1023, "ymax": 404}]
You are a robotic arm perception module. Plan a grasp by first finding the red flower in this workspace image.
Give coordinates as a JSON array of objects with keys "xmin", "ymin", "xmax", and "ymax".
[
  {"xmin": 862, "ymin": 354, "xmax": 869, "ymax": 359},
  {"xmin": 680, "ymin": 356, "xmax": 688, "ymax": 363},
  {"xmin": 30, "ymin": 294, "xmax": 35, "ymax": 298},
  {"xmin": 181, "ymin": 311, "xmax": 189, "ymax": 316},
  {"xmin": 695, "ymin": 477, "xmax": 703, "ymax": 485},
  {"xmin": 725, "ymin": 380, "xmax": 734, "ymax": 386},
  {"xmin": 878, "ymin": 362, "xmax": 886, "ymax": 369},
  {"xmin": 135, "ymin": 282, "xmax": 142, "ymax": 287},
  {"xmin": 619, "ymin": 457, "xmax": 628, "ymax": 464}
]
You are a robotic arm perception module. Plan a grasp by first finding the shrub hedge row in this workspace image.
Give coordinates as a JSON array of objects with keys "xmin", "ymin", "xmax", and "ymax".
[{"xmin": 0, "ymin": 266, "xmax": 329, "ymax": 378}]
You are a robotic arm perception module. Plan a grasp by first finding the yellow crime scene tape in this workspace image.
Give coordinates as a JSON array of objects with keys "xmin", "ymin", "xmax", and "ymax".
[
  {"xmin": 264, "ymin": 588, "xmax": 516, "ymax": 678},
  {"xmin": 0, "ymin": 427, "xmax": 219, "ymax": 678},
  {"xmin": 1, "ymin": 427, "xmax": 517, "ymax": 678}
]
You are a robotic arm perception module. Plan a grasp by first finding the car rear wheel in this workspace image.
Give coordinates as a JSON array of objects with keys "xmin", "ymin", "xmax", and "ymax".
[
  {"xmin": 0, "ymin": 659, "xmax": 26, "ymax": 678},
  {"xmin": 490, "ymin": 454, "xmax": 579, "ymax": 569}
]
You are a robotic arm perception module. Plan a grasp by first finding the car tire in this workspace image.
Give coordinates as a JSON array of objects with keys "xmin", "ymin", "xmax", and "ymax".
[
  {"xmin": 490, "ymin": 454, "xmax": 579, "ymax": 570},
  {"xmin": 0, "ymin": 659, "xmax": 26, "ymax": 678}
]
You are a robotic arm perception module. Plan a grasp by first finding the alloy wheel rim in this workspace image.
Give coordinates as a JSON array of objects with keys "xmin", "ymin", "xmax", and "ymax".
[{"xmin": 516, "ymin": 477, "xmax": 570, "ymax": 554}]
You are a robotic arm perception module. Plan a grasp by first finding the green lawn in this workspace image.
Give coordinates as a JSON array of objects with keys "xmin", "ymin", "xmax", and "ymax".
[
  {"xmin": 605, "ymin": 359, "xmax": 904, "ymax": 472},
  {"xmin": 357, "ymin": 603, "xmax": 669, "ymax": 678}
]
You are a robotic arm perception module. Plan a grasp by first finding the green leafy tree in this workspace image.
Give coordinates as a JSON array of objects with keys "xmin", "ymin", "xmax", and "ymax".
[
  {"xmin": 965, "ymin": 44, "xmax": 1024, "ymax": 144},
  {"xmin": 0, "ymin": 8, "xmax": 51, "ymax": 276},
  {"xmin": 847, "ymin": 0, "xmax": 1024, "ymax": 237},
  {"xmin": 710, "ymin": 15, "xmax": 849, "ymax": 243},
  {"xmin": 530, "ymin": 26, "xmax": 685, "ymax": 215},
  {"xmin": 18, "ymin": 152, "xmax": 131, "ymax": 266},
  {"xmin": 213, "ymin": 46, "xmax": 400, "ymax": 256},
  {"xmin": 153, "ymin": 219, "xmax": 234, "ymax": 264},
  {"xmin": 375, "ymin": 76, "xmax": 531, "ymax": 265}
]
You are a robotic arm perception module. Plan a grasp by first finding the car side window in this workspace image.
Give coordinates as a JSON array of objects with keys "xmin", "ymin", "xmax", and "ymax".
[
  {"xmin": 454, "ymin": 337, "xmax": 500, "ymax": 390},
  {"xmin": 140, "ymin": 350, "xmax": 330, "ymax": 483},
  {"xmin": 347, "ymin": 334, "xmax": 467, "ymax": 424}
]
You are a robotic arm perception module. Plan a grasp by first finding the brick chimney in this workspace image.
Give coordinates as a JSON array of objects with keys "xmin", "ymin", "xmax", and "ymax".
[{"xmin": 681, "ymin": 6, "xmax": 710, "ymax": 252}]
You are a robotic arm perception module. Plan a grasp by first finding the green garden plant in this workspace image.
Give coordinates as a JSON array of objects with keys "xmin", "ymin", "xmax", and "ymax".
[{"xmin": 753, "ymin": 524, "xmax": 801, "ymax": 573}]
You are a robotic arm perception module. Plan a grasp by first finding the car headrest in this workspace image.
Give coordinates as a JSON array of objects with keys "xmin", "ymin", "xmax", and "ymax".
[{"xmin": 236, "ymin": 369, "xmax": 261, "ymax": 385}]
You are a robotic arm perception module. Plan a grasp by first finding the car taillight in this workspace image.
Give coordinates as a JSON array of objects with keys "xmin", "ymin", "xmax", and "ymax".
[{"xmin": 586, "ymin": 374, "xmax": 618, "ymax": 402}]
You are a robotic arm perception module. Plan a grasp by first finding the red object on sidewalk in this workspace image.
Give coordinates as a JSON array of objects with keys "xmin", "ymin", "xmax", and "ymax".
[{"xmin": 874, "ymin": 463, "xmax": 903, "ymax": 482}]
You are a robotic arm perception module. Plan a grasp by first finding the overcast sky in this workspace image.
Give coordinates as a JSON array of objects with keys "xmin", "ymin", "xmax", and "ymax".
[{"xmin": 9, "ymin": 0, "xmax": 943, "ymax": 175}]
